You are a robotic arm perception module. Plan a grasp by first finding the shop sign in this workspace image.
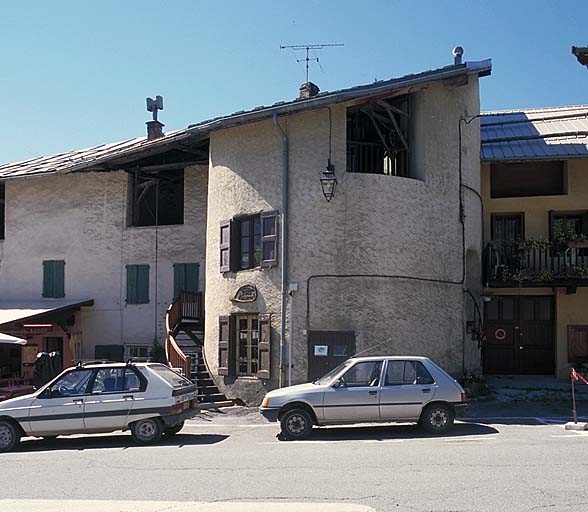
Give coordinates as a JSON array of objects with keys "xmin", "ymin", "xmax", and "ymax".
[
  {"xmin": 314, "ymin": 345, "xmax": 328, "ymax": 357},
  {"xmin": 232, "ymin": 284, "xmax": 258, "ymax": 303}
]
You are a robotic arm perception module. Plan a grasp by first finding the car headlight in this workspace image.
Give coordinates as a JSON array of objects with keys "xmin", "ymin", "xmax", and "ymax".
[{"xmin": 261, "ymin": 396, "xmax": 270, "ymax": 408}]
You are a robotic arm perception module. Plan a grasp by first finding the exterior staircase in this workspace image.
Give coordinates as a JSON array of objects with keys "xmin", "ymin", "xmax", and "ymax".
[{"xmin": 164, "ymin": 290, "xmax": 232, "ymax": 408}]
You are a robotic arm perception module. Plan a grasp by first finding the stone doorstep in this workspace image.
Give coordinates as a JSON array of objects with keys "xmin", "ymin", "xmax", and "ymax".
[{"xmin": 564, "ymin": 422, "xmax": 588, "ymax": 431}]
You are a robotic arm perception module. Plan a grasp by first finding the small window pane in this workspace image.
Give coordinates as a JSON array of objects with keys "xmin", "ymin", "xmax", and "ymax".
[
  {"xmin": 403, "ymin": 361, "xmax": 417, "ymax": 384},
  {"xmin": 502, "ymin": 297, "xmax": 514, "ymax": 321},
  {"xmin": 343, "ymin": 361, "xmax": 382, "ymax": 387},
  {"xmin": 416, "ymin": 362, "xmax": 435, "ymax": 384},
  {"xmin": 385, "ymin": 361, "xmax": 405, "ymax": 385},
  {"xmin": 262, "ymin": 216, "xmax": 275, "ymax": 236},
  {"xmin": 50, "ymin": 369, "xmax": 92, "ymax": 396},
  {"xmin": 486, "ymin": 299, "xmax": 499, "ymax": 321},
  {"xmin": 333, "ymin": 344, "xmax": 349, "ymax": 357},
  {"xmin": 536, "ymin": 298, "xmax": 552, "ymax": 321},
  {"xmin": 521, "ymin": 300, "xmax": 535, "ymax": 321}
]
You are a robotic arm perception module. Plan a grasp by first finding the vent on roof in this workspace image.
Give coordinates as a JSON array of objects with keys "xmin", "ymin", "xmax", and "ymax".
[
  {"xmin": 299, "ymin": 82, "xmax": 320, "ymax": 99},
  {"xmin": 453, "ymin": 46, "xmax": 464, "ymax": 65},
  {"xmin": 146, "ymin": 95, "xmax": 165, "ymax": 140}
]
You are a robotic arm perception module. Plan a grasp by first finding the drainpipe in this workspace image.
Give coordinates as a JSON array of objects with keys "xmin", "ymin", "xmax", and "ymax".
[{"xmin": 273, "ymin": 113, "xmax": 289, "ymax": 388}]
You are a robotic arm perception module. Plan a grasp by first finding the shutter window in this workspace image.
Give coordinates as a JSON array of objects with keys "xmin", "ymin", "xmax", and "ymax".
[
  {"xmin": 173, "ymin": 263, "xmax": 199, "ymax": 298},
  {"xmin": 548, "ymin": 210, "xmax": 555, "ymax": 242},
  {"xmin": 42, "ymin": 260, "xmax": 65, "ymax": 298},
  {"xmin": 260, "ymin": 211, "xmax": 278, "ymax": 268},
  {"xmin": 127, "ymin": 264, "xmax": 150, "ymax": 304},
  {"xmin": 220, "ymin": 220, "xmax": 232, "ymax": 273},
  {"xmin": 218, "ymin": 315, "xmax": 232, "ymax": 376},
  {"xmin": 256, "ymin": 314, "xmax": 271, "ymax": 379}
]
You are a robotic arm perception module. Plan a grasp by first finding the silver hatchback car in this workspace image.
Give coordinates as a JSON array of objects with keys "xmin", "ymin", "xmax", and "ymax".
[{"xmin": 259, "ymin": 356, "xmax": 466, "ymax": 439}]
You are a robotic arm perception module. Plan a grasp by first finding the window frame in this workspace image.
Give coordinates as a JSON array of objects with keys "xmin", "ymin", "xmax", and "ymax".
[
  {"xmin": 383, "ymin": 360, "xmax": 435, "ymax": 386},
  {"xmin": 88, "ymin": 367, "xmax": 144, "ymax": 395},
  {"xmin": 42, "ymin": 260, "xmax": 65, "ymax": 298},
  {"xmin": 236, "ymin": 313, "xmax": 260, "ymax": 377},
  {"xmin": 235, "ymin": 215, "xmax": 262, "ymax": 271},
  {"xmin": 126, "ymin": 264, "xmax": 150, "ymax": 304},
  {"xmin": 340, "ymin": 360, "xmax": 383, "ymax": 388}
]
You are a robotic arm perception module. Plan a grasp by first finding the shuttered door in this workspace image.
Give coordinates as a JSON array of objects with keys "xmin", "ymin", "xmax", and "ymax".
[
  {"xmin": 256, "ymin": 314, "xmax": 271, "ymax": 379},
  {"xmin": 173, "ymin": 263, "xmax": 199, "ymax": 298},
  {"xmin": 218, "ymin": 316, "xmax": 231, "ymax": 376}
]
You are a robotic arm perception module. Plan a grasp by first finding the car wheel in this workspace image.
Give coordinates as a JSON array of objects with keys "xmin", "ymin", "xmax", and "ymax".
[
  {"xmin": 164, "ymin": 421, "xmax": 184, "ymax": 436},
  {"xmin": 420, "ymin": 403, "xmax": 455, "ymax": 434},
  {"xmin": 0, "ymin": 420, "xmax": 21, "ymax": 453},
  {"xmin": 280, "ymin": 408, "xmax": 313, "ymax": 440},
  {"xmin": 131, "ymin": 418, "xmax": 163, "ymax": 444}
]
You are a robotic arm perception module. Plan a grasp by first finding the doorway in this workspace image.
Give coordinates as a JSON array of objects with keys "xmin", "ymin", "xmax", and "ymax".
[
  {"xmin": 307, "ymin": 331, "xmax": 355, "ymax": 381},
  {"xmin": 483, "ymin": 296, "xmax": 555, "ymax": 374}
]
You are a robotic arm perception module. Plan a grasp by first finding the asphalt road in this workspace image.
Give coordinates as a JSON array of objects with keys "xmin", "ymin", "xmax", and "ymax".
[{"xmin": 1, "ymin": 411, "xmax": 587, "ymax": 512}]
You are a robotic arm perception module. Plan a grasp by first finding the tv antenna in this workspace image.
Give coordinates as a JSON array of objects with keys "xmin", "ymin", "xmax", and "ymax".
[{"xmin": 280, "ymin": 43, "xmax": 344, "ymax": 83}]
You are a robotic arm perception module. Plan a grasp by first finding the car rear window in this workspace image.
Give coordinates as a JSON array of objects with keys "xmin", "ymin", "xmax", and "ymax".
[{"xmin": 148, "ymin": 364, "xmax": 193, "ymax": 388}]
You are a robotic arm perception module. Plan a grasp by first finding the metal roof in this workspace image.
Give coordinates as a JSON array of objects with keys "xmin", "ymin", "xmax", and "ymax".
[
  {"xmin": 0, "ymin": 299, "xmax": 94, "ymax": 328},
  {"xmin": 481, "ymin": 105, "xmax": 588, "ymax": 161},
  {"xmin": 0, "ymin": 59, "xmax": 491, "ymax": 181}
]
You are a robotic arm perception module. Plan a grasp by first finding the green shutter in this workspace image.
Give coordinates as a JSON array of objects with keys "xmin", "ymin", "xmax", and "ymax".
[
  {"xmin": 43, "ymin": 260, "xmax": 65, "ymax": 298},
  {"xmin": 174, "ymin": 263, "xmax": 199, "ymax": 298},
  {"xmin": 127, "ymin": 264, "xmax": 150, "ymax": 304}
]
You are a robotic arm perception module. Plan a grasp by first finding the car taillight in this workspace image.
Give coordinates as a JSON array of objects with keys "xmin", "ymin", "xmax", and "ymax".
[
  {"xmin": 461, "ymin": 392, "xmax": 467, "ymax": 402},
  {"xmin": 171, "ymin": 403, "xmax": 183, "ymax": 414}
]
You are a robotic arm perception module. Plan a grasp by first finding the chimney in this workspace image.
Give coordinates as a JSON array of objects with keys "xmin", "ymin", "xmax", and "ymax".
[
  {"xmin": 146, "ymin": 95, "xmax": 164, "ymax": 140},
  {"xmin": 146, "ymin": 120, "xmax": 165, "ymax": 140},
  {"xmin": 452, "ymin": 46, "xmax": 464, "ymax": 65},
  {"xmin": 299, "ymin": 81, "xmax": 320, "ymax": 99}
]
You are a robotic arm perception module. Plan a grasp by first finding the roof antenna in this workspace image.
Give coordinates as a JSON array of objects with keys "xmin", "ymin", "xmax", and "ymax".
[{"xmin": 280, "ymin": 43, "xmax": 344, "ymax": 83}]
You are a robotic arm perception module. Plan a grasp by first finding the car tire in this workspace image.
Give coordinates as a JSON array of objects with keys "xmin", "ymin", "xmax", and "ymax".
[
  {"xmin": 419, "ymin": 403, "xmax": 455, "ymax": 434},
  {"xmin": 131, "ymin": 418, "xmax": 163, "ymax": 444},
  {"xmin": 280, "ymin": 408, "xmax": 313, "ymax": 440},
  {"xmin": 164, "ymin": 421, "xmax": 184, "ymax": 436},
  {"xmin": 0, "ymin": 420, "xmax": 21, "ymax": 453}
]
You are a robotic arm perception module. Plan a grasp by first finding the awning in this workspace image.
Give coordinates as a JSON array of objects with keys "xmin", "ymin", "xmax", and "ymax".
[
  {"xmin": 0, "ymin": 299, "xmax": 94, "ymax": 329},
  {"xmin": 0, "ymin": 332, "xmax": 27, "ymax": 345}
]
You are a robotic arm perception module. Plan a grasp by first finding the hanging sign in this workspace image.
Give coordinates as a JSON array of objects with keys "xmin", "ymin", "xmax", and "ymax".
[
  {"xmin": 232, "ymin": 284, "xmax": 258, "ymax": 303},
  {"xmin": 314, "ymin": 345, "xmax": 328, "ymax": 357}
]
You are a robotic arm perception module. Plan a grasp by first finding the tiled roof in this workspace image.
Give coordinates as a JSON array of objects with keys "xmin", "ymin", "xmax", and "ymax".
[
  {"xmin": 481, "ymin": 105, "xmax": 588, "ymax": 161},
  {"xmin": 0, "ymin": 59, "xmax": 492, "ymax": 180}
]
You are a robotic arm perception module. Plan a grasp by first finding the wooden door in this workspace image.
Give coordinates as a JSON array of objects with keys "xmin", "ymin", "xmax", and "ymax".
[
  {"xmin": 483, "ymin": 296, "xmax": 554, "ymax": 374},
  {"xmin": 307, "ymin": 331, "xmax": 355, "ymax": 381}
]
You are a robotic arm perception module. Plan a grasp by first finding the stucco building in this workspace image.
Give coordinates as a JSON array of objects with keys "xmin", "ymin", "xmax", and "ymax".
[
  {"xmin": 481, "ymin": 105, "xmax": 588, "ymax": 379},
  {"xmin": 0, "ymin": 55, "xmax": 492, "ymax": 404}
]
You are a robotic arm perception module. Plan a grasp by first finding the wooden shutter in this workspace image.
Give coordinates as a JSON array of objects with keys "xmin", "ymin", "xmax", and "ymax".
[
  {"xmin": 127, "ymin": 264, "xmax": 149, "ymax": 304},
  {"xmin": 220, "ymin": 220, "xmax": 231, "ymax": 273},
  {"xmin": 126, "ymin": 265, "xmax": 137, "ymax": 303},
  {"xmin": 568, "ymin": 326, "xmax": 588, "ymax": 364},
  {"xmin": 260, "ymin": 211, "xmax": 278, "ymax": 268},
  {"xmin": 173, "ymin": 263, "xmax": 199, "ymax": 297},
  {"xmin": 218, "ymin": 315, "xmax": 231, "ymax": 376},
  {"xmin": 43, "ymin": 260, "xmax": 65, "ymax": 298},
  {"xmin": 256, "ymin": 314, "xmax": 271, "ymax": 379}
]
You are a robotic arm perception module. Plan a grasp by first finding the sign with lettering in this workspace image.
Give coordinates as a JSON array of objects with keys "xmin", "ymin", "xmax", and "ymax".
[
  {"xmin": 232, "ymin": 284, "xmax": 258, "ymax": 303},
  {"xmin": 314, "ymin": 345, "xmax": 328, "ymax": 357}
]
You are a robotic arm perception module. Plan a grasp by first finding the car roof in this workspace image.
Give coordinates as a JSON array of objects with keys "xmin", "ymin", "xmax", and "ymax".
[
  {"xmin": 68, "ymin": 362, "xmax": 159, "ymax": 370},
  {"xmin": 350, "ymin": 356, "xmax": 431, "ymax": 362}
]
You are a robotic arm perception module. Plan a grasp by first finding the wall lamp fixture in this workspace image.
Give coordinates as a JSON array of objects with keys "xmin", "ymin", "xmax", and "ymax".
[{"xmin": 320, "ymin": 159, "xmax": 337, "ymax": 202}]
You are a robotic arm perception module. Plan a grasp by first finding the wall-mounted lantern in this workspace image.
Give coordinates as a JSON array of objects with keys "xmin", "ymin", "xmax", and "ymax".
[{"xmin": 320, "ymin": 159, "xmax": 337, "ymax": 202}]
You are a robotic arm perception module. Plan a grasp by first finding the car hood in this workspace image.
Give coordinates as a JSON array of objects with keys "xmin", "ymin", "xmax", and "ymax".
[
  {"xmin": 265, "ymin": 382, "xmax": 327, "ymax": 398},
  {"xmin": 0, "ymin": 393, "xmax": 37, "ymax": 412}
]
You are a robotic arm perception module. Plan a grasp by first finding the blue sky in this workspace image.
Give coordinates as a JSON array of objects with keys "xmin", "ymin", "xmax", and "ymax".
[{"xmin": 1, "ymin": 0, "xmax": 587, "ymax": 163}]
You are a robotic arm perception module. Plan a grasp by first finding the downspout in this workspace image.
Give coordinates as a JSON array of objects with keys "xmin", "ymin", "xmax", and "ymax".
[{"xmin": 273, "ymin": 113, "xmax": 288, "ymax": 388}]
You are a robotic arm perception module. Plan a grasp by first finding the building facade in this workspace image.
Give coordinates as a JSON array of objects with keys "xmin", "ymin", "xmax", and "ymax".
[{"xmin": 481, "ymin": 106, "xmax": 588, "ymax": 379}]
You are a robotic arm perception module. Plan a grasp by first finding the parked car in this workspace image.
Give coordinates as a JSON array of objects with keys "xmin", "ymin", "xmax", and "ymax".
[
  {"xmin": 259, "ymin": 356, "xmax": 467, "ymax": 440},
  {"xmin": 0, "ymin": 361, "xmax": 200, "ymax": 452}
]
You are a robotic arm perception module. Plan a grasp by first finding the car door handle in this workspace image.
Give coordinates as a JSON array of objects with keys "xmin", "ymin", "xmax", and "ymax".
[
  {"xmin": 368, "ymin": 390, "xmax": 378, "ymax": 395},
  {"xmin": 422, "ymin": 389, "xmax": 431, "ymax": 393},
  {"xmin": 73, "ymin": 399, "xmax": 84, "ymax": 404},
  {"xmin": 123, "ymin": 395, "xmax": 134, "ymax": 399}
]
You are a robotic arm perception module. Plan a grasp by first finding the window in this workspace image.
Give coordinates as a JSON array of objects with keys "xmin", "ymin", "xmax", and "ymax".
[
  {"xmin": 0, "ymin": 182, "xmax": 5, "ymax": 240},
  {"xmin": 173, "ymin": 263, "xmax": 199, "ymax": 298},
  {"xmin": 490, "ymin": 161, "xmax": 565, "ymax": 198},
  {"xmin": 126, "ymin": 345, "xmax": 150, "ymax": 359},
  {"xmin": 128, "ymin": 169, "xmax": 184, "ymax": 227},
  {"xmin": 550, "ymin": 211, "xmax": 588, "ymax": 241},
  {"xmin": 491, "ymin": 213, "xmax": 524, "ymax": 242},
  {"xmin": 219, "ymin": 211, "xmax": 278, "ymax": 273},
  {"xmin": 346, "ymin": 95, "xmax": 412, "ymax": 177},
  {"xmin": 568, "ymin": 326, "xmax": 588, "ymax": 364},
  {"xmin": 43, "ymin": 260, "xmax": 65, "ymax": 298},
  {"xmin": 126, "ymin": 264, "xmax": 149, "ymax": 304},
  {"xmin": 341, "ymin": 361, "xmax": 382, "ymax": 387},
  {"xmin": 384, "ymin": 361, "xmax": 434, "ymax": 386},
  {"xmin": 218, "ymin": 314, "xmax": 271, "ymax": 379},
  {"xmin": 48, "ymin": 369, "xmax": 93, "ymax": 397},
  {"xmin": 91, "ymin": 368, "xmax": 142, "ymax": 393},
  {"xmin": 148, "ymin": 363, "xmax": 193, "ymax": 388}
]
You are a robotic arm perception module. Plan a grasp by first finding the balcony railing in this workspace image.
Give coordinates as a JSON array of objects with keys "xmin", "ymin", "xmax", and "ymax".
[{"xmin": 484, "ymin": 240, "xmax": 588, "ymax": 287}]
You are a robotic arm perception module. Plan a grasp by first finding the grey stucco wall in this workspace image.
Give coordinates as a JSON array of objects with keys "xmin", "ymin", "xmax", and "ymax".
[
  {"xmin": 0, "ymin": 165, "xmax": 208, "ymax": 357},
  {"xmin": 205, "ymin": 77, "xmax": 483, "ymax": 405}
]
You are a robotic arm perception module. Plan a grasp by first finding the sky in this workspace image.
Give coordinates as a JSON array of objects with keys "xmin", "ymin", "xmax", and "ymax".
[{"xmin": 1, "ymin": 0, "xmax": 587, "ymax": 163}]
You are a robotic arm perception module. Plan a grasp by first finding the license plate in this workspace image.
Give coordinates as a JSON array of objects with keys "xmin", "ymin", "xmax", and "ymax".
[{"xmin": 183, "ymin": 401, "xmax": 190, "ymax": 410}]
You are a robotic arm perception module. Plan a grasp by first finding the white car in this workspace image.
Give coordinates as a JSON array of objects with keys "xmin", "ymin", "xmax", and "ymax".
[
  {"xmin": 259, "ymin": 356, "xmax": 467, "ymax": 439},
  {"xmin": 0, "ymin": 361, "xmax": 200, "ymax": 452}
]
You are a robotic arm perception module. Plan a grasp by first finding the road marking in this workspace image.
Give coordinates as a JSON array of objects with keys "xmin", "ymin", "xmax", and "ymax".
[{"xmin": 0, "ymin": 500, "xmax": 376, "ymax": 512}]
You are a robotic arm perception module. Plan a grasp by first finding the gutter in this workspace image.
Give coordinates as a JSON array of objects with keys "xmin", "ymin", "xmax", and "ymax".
[{"xmin": 272, "ymin": 113, "xmax": 289, "ymax": 389}]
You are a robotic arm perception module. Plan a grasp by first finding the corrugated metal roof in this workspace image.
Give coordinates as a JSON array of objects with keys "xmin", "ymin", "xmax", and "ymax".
[
  {"xmin": 0, "ymin": 59, "xmax": 492, "ymax": 180},
  {"xmin": 481, "ymin": 105, "xmax": 588, "ymax": 161}
]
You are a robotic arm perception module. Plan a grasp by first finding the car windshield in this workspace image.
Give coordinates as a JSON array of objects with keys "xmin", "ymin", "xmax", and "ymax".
[
  {"xmin": 314, "ymin": 360, "xmax": 354, "ymax": 385},
  {"xmin": 148, "ymin": 364, "xmax": 193, "ymax": 388}
]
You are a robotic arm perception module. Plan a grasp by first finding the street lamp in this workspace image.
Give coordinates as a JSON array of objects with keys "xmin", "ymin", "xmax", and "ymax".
[
  {"xmin": 320, "ymin": 159, "xmax": 337, "ymax": 202},
  {"xmin": 572, "ymin": 46, "xmax": 588, "ymax": 68}
]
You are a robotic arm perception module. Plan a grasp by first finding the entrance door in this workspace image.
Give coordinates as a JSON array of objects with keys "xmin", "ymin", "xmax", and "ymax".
[
  {"xmin": 45, "ymin": 337, "xmax": 63, "ymax": 369},
  {"xmin": 307, "ymin": 331, "xmax": 355, "ymax": 382},
  {"xmin": 484, "ymin": 296, "xmax": 554, "ymax": 374}
]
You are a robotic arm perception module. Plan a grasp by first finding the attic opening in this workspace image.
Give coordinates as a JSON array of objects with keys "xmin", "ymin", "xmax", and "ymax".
[
  {"xmin": 128, "ymin": 169, "xmax": 184, "ymax": 227},
  {"xmin": 346, "ymin": 95, "xmax": 413, "ymax": 178}
]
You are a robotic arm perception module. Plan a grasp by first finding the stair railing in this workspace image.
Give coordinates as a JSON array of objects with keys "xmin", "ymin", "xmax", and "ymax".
[{"xmin": 165, "ymin": 301, "xmax": 192, "ymax": 379}]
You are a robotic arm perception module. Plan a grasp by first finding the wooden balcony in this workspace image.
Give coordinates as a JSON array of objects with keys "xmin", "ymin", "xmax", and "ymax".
[{"xmin": 484, "ymin": 241, "xmax": 588, "ymax": 288}]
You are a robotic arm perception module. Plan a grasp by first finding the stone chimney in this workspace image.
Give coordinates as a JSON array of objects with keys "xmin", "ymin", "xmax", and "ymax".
[
  {"xmin": 146, "ymin": 120, "xmax": 165, "ymax": 140},
  {"xmin": 299, "ymin": 82, "xmax": 320, "ymax": 99}
]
